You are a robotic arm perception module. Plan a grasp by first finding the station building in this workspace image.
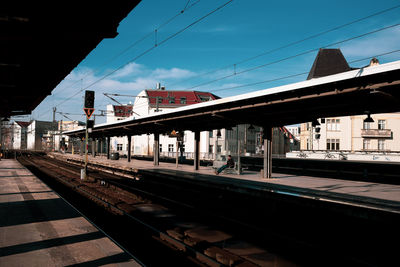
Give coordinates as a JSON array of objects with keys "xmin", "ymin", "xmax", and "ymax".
[{"xmin": 106, "ymin": 87, "xmax": 299, "ymax": 159}]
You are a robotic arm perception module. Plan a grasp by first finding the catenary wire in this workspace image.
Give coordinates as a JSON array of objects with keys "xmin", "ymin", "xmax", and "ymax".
[
  {"xmin": 48, "ymin": 0, "xmax": 202, "ymax": 108},
  {"xmin": 184, "ymin": 22, "xmax": 400, "ymax": 90},
  {"xmin": 37, "ymin": 0, "xmax": 232, "ymax": 120},
  {"xmin": 209, "ymin": 49, "xmax": 400, "ymax": 93},
  {"xmin": 167, "ymin": 4, "xmax": 400, "ymax": 88}
]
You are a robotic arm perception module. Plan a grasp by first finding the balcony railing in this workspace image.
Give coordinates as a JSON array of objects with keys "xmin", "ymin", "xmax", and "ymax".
[{"xmin": 361, "ymin": 129, "xmax": 391, "ymax": 138}]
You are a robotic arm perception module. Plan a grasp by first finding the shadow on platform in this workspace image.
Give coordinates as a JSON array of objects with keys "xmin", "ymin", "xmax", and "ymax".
[
  {"xmin": 65, "ymin": 252, "xmax": 134, "ymax": 267},
  {"xmin": 0, "ymin": 198, "xmax": 80, "ymax": 227},
  {"xmin": 0, "ymin": 231, "xmax": 104, "ymax": 257}
]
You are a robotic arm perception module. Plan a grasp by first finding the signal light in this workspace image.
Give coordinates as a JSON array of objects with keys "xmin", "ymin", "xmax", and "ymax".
[
  {"xmin": 87, "ymin": 120, "xmax": 94, "ymax": 129},
  {"xmin": 84, "ymin": 90, "xmax": 95, "ymax": 108}
]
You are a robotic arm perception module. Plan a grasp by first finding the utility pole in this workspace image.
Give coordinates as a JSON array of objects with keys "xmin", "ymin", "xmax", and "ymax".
[{"xmin": 53, "ymin": 107, "xmax": 56, "ymax": 122}]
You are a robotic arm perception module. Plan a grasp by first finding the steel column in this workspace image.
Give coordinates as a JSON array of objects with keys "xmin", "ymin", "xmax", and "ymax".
[
  {"xmin": 194, "ymin": 131, "xmax": 200, "ymax": 170},
  {"xmin": 127, "ymin": 135, "xmax": 131, "ymax": 162},
  {"xmin": 154, "ymin": 133, "xmax": 159, "ymax": 166},
  {"xmin": 107, "ymin": 136, "xmax": 111, "ymax": 159},
  {"xmin": 263, "ymin": 126, "xmax": 273, "ymax": 179}
]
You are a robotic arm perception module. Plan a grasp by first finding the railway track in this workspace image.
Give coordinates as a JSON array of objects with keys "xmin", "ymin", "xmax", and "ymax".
[
  {"xmin": 18, "ymin": 152, "xmax": 298, "ymax": 267},
  {"xmin": 17, "ymin": 152, "xmax": 399, "ymax": 266}
]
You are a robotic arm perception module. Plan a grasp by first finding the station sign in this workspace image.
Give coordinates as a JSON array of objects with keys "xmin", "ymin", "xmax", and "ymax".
[{"xmin": 83, "ymin": 108, "xmax": 95, "ymax": 119}]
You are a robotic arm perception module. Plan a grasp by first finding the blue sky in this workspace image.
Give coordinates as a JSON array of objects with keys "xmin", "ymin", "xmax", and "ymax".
[{"xmin": 26, "ymin": 0, "xmax": 400, "ymax": 124}]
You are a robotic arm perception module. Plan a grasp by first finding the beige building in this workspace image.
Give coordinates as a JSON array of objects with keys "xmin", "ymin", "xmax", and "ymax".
[{"xmin": 295, "ymin": 112, "xmax": 400, "ymax": 161}]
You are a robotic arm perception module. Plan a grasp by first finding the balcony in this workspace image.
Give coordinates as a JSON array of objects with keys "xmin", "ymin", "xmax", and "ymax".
[{"xmin": 361, "ymin": 129, "xmax": 392, "ymax": 138}]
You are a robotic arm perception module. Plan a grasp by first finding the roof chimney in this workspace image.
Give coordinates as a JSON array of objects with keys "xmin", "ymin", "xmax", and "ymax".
[
  {"xmin": 369, "ymin": 57, "xmax": 380, "ymax": 67},
  {"xmin": 156, "ymin": 82, "xmax": 161, "ymax": 90}
]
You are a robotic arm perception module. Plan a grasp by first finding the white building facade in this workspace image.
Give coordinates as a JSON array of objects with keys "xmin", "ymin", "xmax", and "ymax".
[
  {"xmin": 294, "ymin": 112, "xmax": 400, "ymax": 161},
  {"xmin": 106, "ymin": 89, "xmax": 271, "ymax": 159}
]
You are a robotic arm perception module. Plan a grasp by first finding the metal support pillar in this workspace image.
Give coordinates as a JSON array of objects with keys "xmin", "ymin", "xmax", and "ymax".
[
  {"xmin": 194, "ymin": 131, "xmax": 200, "ymax": 170},
  {"xmin": 100, "ymin": 138, "xmax": 103, "ymax": 156},
  {"xmin": 127, "ymin": 135, "xmax": 131, "ymax": 162},
  {"xmin": 107, "ymin": 137, "xmax": 111, "ymax": 159},
  {"xmin": 154, "ymin": 133, "xmax": 159, "ymax": 166},
  {"xmin": 92, "ymin": 139, "xmax": 96, "ymax": 157},
  {"xmin": 176, "ymin": 140, "xmax": 179, "ymax": 168},
  {"xmin": 263, "ymin": 126, "xmax": 273, "ymax": 179},
  {"xmin": 237, "ymin": 125, "xmax": 241, "ymax": 175},
  {"xmin": 79, "ymin": 138, "xmax": 83, "ymax": 156}
]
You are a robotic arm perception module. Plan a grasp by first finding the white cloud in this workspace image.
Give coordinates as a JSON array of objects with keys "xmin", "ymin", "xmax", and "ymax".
[
  {"xmin": 110, "ymin": 62, "xmax": 143, "ymax": 78},
  {"xmin": 341, "ymin": 27, "xmax": 400, "ymax": 59},
  {"xmin": 151, "ymin": 67, "xmax": 195, "ymax": 79}
]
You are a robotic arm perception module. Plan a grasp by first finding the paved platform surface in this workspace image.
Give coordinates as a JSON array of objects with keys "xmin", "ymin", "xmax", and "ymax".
[
  {"xmin": 0, "ymin": 159, "xmax": 141, "ymax": 267},
  {"xmin": 54, "ymin": 153, "xmax": 400, "ymax": 212}
]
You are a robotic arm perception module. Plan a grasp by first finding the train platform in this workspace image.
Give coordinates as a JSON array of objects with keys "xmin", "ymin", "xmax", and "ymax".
[
  {"xmin": 0, "ymin": 159, "xmax": 142, "ymax": 266},
  {"xmin": 52, "ymin": 153, "xmax": 400, "ymax": 214}
]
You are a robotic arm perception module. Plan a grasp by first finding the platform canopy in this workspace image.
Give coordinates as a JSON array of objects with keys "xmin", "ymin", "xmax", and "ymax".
[
  {"xmin": 0, "ymin": 0, "xmax": 141, "ymax": 117},
  {"xmin": 65, "ymin": 60, "xmax": 400, "ymax": 138}
]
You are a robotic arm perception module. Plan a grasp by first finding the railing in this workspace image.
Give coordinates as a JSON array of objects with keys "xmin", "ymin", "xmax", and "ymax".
[
  {"xmin": 160, "ymin": 152, "xmax": 215, "ymax": 160},
  {"xmin": 361, "ymin": 129, "xmax": 391, "ymax": 138}
]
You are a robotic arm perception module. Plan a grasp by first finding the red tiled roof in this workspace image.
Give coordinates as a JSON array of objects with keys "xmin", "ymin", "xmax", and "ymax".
[
  {"xmin": 145, "ymin": 90, "xmax": 219, "ymax": 108},
  {"xmin": 15, "ymin": 121, "xmax": 31, "ymax": 128}
]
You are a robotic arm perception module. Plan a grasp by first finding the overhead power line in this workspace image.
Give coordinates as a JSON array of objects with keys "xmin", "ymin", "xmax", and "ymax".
[
  {"xmin": 49, "ymin": 0, "xmax": 234, "ymax": 112},
  {"xmin": 185, "ymin": 22, "xmax": 400, "ymax": 90},
  {"xmin": 209, "ymin": 49, "xmax": 400, "ymax": 93},
  {"xmin": 50, "ymin": 0, "xmax": 202, "ymax": 106},
  {"xmin": 168, "ymin": 3, "xmax": 400, "ymax": 88}
]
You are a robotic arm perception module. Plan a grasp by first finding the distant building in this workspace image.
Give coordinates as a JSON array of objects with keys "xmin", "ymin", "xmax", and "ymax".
[
  {"xmin": 104, "ymin": 87, "xmax": 299, "ymax": 159},
  {"xmin": 300, "ymin": 113, "xmax": 400, "ymax": 153},
  {"xmin": 27, "ymin": 120, "xmax": 57, "ymax": 150},
  {"xmin": 285, "ymin": 125, "xmax": 300, "ymax": 140},
  {"xmin": 12, "ymin": 121, "xmax": 30, "ymax": 149},
  {"xmin": 291, "ymin": 49, "xmax": 400, "ymax": 161},
  {"xmin": 43, "ymin": 120, "xmax": 86, "ymax": 152},
  {"xmin": 107, "ymin": 87, "xmax": 219, "ymax": 158}
]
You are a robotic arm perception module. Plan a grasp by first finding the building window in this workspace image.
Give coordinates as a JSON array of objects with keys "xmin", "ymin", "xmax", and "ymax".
[
  {"xmin": 209, "ymin": 131, "xmax": 213, "ymax": 138},
  {"xmin": 159, "ymin": 144, "xmax": 162, "ymax": 152},
  {"xmin": 327, "ymin": 119, "xmax": 340, "ymax": 131},
  {"xmin": 363, "ymin": 139, "xmax": 370, "ymax": 150},
  {"xmin": 378, "ymin": 120, "xmax": 386, "ymax": 130},
  {"xmin": 117, "ymin": 144, "xmax": 123, "ymax": 151},
  {"xmin": 217, "ymin": 145, "xmax": 222, "ymax": 153},
  {"xmin": 157, "ymin": 97, "xmax": 162, "ymax": 103},
  {"xmin": 327, "ymin": 139, "xmax": 340, "ymax": 150},
  {"xmin": 199, "ymin": 95, "xmax": 211, "ymax": 102},
  {"xmin": 169, "ymin": 97, "xmax": 175, "ymax": 104},
  {"xmin": 363, "ymin": 121, "xmax": 371, "ymax": 129},
  {"xmin": 209, "ymin": 145, "xmax": 213, "ymax": 153},
  {"xmin": 168, "ymin": 144, "xmax": 174, "ymax": 152},
  {"xmin": 180, "ymin": 97, "xmax": 186, "ymax": 104},
  {"xmin": 378, "ymin": 140, "xmax": 385, "ymax": 151}
]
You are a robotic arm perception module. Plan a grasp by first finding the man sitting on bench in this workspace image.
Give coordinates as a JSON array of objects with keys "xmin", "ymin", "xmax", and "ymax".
[{"xmin": 215, "ymin": 155, "xmax": 235, "ymax": 175}]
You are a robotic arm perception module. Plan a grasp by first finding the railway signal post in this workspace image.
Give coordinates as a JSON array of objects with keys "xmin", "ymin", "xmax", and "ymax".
[{"xmin": 82, "ymin": 90, "xmax": 95, "ymax": 181}]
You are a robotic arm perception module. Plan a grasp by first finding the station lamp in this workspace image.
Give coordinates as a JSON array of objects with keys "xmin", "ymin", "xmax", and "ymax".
[
  {"xmin": 363, "ymin": 114, "xmax": 374, "ymax": 123},
  {"xmin": 311, "ymin": 119, "xmax": 320, "ymax": 127}
]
